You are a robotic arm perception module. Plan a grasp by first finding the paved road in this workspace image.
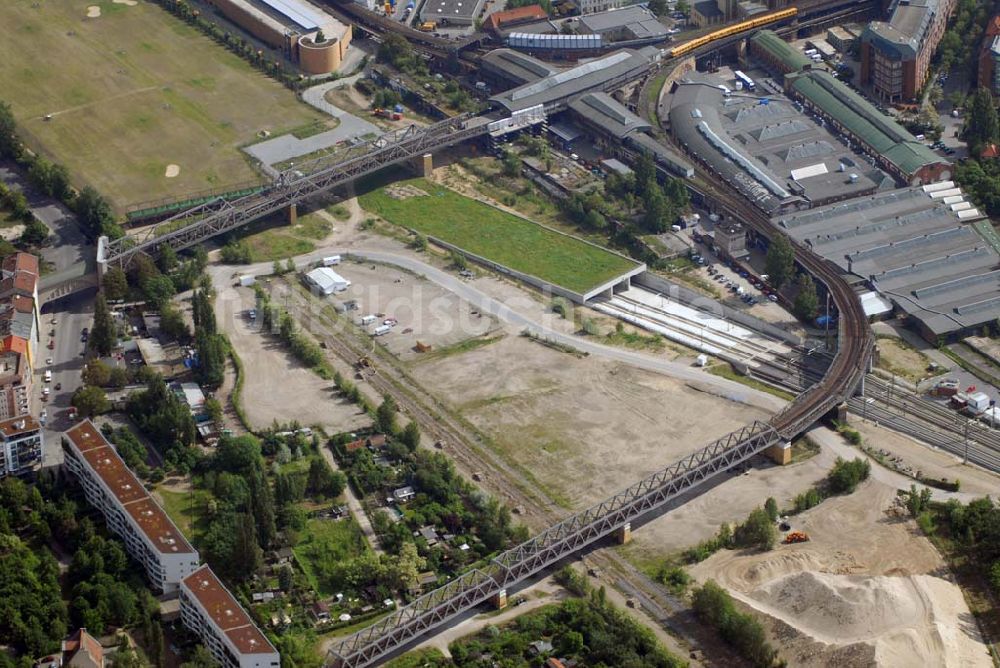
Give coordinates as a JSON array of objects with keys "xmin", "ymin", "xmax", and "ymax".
[
  {"xmin": 244, "ymin": 81, "xmax": 379, "ymax": 168},
  {"xmin": 38, "ymin": 294, "xmax": 93, "ymax": 467},
  {"xmin": 227, "ymin": 248, "xmax": 786, "ymax": 412},
  {"xmin": 0, "ymin": 162, "xmax": 94, "ymax": 275}
]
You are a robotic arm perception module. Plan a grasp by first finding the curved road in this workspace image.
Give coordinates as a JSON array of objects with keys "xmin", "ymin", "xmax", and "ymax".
[{"xmin": 211, "ymin": 247, "xmax": 787, "ymax": 414}]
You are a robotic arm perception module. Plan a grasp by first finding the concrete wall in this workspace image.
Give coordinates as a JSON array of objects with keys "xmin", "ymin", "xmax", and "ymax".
[{"xmin": 297, "ymin": 28, "xmax": 352, "ymax": 74}]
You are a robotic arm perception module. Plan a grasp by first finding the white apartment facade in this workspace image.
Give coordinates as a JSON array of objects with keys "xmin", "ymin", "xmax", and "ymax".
[
  {"xmin": 0, "ymin": 415, "xmax": 42, "ymax": 477},
  {"xmin": 180, "ymin": 566, "xmax": 280, "ymax": 668},
  {"xmin": 62, "ymin": 420, "xmax": 200, "ymax": 592}
]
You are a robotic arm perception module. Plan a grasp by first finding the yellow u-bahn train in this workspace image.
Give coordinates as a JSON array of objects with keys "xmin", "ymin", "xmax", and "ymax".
[{"xmin": 668, "ymin": 7, "xmax": 798, "ymax": 58}]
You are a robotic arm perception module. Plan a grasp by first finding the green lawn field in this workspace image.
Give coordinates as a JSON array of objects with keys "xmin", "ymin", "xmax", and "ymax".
[
  {"xmin": 359, "ymin": 179, "xmax": 639, "ymax": 294},
  {"xmin": 0, "ymin": 0, "xmax": 326, "ymax": 211},
  {"xmin": 293, "ymin": 518, "xmax": 369, "ymax": 596}
]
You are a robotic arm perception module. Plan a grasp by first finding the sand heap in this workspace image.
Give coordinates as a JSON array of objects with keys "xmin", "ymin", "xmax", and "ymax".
[{"xmin": 741, "ymin": 571, "xmax": 989, "ymax": 668}]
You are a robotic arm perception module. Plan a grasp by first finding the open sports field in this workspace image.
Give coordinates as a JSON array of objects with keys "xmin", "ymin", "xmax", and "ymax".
[
  {"xmin": 360, "ymin": 179, "xmax": 639, "ymax": 294},
  {"xmin": 0, "ymin": 0, "xmax": 326, "ymax": 211}
]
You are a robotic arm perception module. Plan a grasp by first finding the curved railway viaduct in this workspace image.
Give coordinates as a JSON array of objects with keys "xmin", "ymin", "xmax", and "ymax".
[{"xmin": 70, "ymin": 16, "xmax": 876, "ymax": 667}]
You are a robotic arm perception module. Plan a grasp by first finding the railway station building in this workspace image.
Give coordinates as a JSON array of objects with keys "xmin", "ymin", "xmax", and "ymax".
[
  {"xmin": 667, "ymin": 78, "xmax": 880, "ymax": 214},
  {"xmin": 205, "ymin": 0, "xmax": 352, "ymax": 74}
]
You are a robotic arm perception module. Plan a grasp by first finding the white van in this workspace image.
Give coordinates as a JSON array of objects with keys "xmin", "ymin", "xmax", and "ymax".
[
  {"xmin": 374, "ymin": 324, "xmax": 392, "ymax": 336},
  {"xmin": 322, "ymin": 255, "xmax": 341, "ymax": 267},
  {"xmin": 361, "ymin": 315, "xmax": 377, "ymax": 326},
  {"xmin": 44, "ymin": 370, "xmax": 52, "ymax": 383}
]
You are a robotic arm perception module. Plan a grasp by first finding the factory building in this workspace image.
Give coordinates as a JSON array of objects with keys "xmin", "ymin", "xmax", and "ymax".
[
  {"xmin": 62, "ymin": 421, "xmax": 200, "ymax": 593},
  {"xmin": 205, "ymin": 0, "xmax": 351, "ymax": 75}
]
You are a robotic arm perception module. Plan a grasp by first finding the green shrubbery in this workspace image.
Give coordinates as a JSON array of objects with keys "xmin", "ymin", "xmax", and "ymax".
[{"xmin": 692, "ymin": 580, "xmax": 782, "ymax": 667}]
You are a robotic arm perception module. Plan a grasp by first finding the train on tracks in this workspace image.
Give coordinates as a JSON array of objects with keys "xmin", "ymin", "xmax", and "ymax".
[{"xmin": 668, "ymin": 7, "xmax": 798, "ymax": 58}]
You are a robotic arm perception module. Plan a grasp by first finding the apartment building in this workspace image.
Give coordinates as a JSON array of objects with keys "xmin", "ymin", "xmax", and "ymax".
[
  {"xmin": 0, "ymin": 336, "xmax": 31, "ymax": 421},
  {"xmin": 62, "ymin": 421, "xmax": 200, "ymax": 592},
  {"xmin": 860, "ymin": 0, "xmax": 957, "ymax": 102},
  {"xmin": 0, "ymin": 415, "xmax": 42, "ymax": 477},
  {"xmin": 180, "ymin": 566, "xmax": 280, "ymax": 668},
  {"xmin": 978, "ymin": 16, "xmax": 1000, "ymax": 95}
]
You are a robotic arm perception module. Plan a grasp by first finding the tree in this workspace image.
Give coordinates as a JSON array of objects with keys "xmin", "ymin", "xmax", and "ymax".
[
  {"xmin": 205, "ymin": 397, "xmax": 223, "ymax": 425},
  {"xmin": 157, "ymin": 245, "xmax": 178, "ymax": 274},
  {"xmin": 793, "ymin": 273, "xmax": 819, "ymax": 322},
  {"xmin": 377, "ymin": 33, "xmax": 413, "ymax": 68},
  {"xmin": 233, "ymin": 513, "xmax": 263, "ymax": 579},
  {"xmin": 315, "ymin": 29, "xmax": 326, "ymax": 43},
  {"xmin": 764, "ymin": 497, "xmax": 779, "ymax": 522},
  {"xmin": 101, "ymin": 267, "xmax": 128, "ymax": 302},
  {"xmin": 196, "ymin": 331, "xmax": 226, "ymax": 388},
  {"xmin": 401, "ymin": 420, "xmax": 421, "ymax": 452},
  {"xmin": 75, "ymin": 186, "xmax": 117, "ymax": 240},
  {"xmin": 675, "ymin": 0, "xmax": 690, "ymax": 16},
  {"xmin": 82, "ymin": 359, "xmax": 112, "ymax": 387},
  {"xmin": 648, "ymin": 0, "xmax": 668, "ymax": 15},
  {"xmin": 278, "ymin": 565, "xmax": 294, "ymax": 592},
  {"xmin": 642, "ymin": 188, "xmax": 672, "ymax": 233},
  {"xmin": 0, "ymin": 101, "xmax": 20, "ymax": 160},
  {"xmin": 733, "ymin": 507, "xmax": 777, "ymax": 550},
  {"xmin": 142, "ymin": 274, "xmax": 175, "ymax": 308},
  {"xmin": 18, "ymin": 217, "xmax": 48, "ymax": 246},
  {"xmin": 390, "ymin": 542, "xmax": 425, "ymax": 592},
  {"xmin": 306, "ymin": 457, "xmax": 345, "ymax": 498},
  {"xmin": 181, "ymin": 647, "xmax": 218, "ymax": 668},
  {"xmin": 159, "ymin": 303, "xmax": 190, "ymax": 342},
  {"xmin": 90, "ymin": 293, "xmax": 116, "ymax": 356},
  {"xmin": 964, "ymin": 88, "xmax": 1000, "ymax": 155},
  {"xmin": 376, "ymin": 396, "xmax": 399, "ymax": 435},
  {"xmin": 502, "ymin": 150, "xmax": 521, "ymax": 177},
  {"xmin": 71, "ymin": 386, "xmax": 110, "ymax": 418},
  {"xmin": 764, "ymin": 234, "xmax": 795, "ymax": 289},
  {"xmin": 827, "ymin": 457, "xmax": 871, "ymax": 494},
  {"xmin": 903, "ymin": 484, "xmax": 933, "ymax": 517}
]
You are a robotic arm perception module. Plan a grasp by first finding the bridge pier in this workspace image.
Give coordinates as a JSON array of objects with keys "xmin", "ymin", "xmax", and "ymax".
[
  {"xmin": 765, "ymin": 440, "xmax": 792, "ymax": 465},
  {"xmin": 490, "ymin": 589, "xmax": 507, "ymax": 610},
  {"xmin": 613, "ymin": 522, "xmax": 632, "ymax": 545},
  {"xmin": 412, "ymin": 153, "xmax": 433, "ymax": 177},
  {"xmin": 287, "ymin": 203, "xmax": 298, "ymax": 226}
]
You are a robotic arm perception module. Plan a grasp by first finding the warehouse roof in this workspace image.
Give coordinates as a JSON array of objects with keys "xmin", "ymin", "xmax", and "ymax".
[
  {"xmin": 568, "ymin": 92, "xmax": 650, "ymax": 138},
  {"xmin": 668, "ymin": 79, "xmax": 878, "ymax": 208},
  {"xmin": 490, "ymin": 48, "xmax": 654, "ymax": 111},
  {"xmin": 775, "ymin": 187, "xmax": 1000, "ymax": 337},
  {"xmin": 750, "ymin": 30, "xmax": 812, "ymax": 71},
  {"xmin": 576, "ymin": 6, "xmax": 668, "ymax": 41},
  {"xmin": 480, "ymin": 48, "xmax": 558, "ymax": 86},
  {"xmin": 423, "ymin": 0, "xmax": 485, "ymax": 21},
  {"xmin": 788, "ymin": 70, "xmax": 945, "ymax": 176}
]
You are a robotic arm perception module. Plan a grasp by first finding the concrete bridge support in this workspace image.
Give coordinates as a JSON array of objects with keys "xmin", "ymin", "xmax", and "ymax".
[
  {"xmin": 412, "ymin": 153, "xmax": 433, "ymax": 177},
  {"xmin": 613, "ymin": 522, "xmax": 632, "ymax": 544},
  {"xmin": 491, "ymin": 589, "xmax": 507, "ymax": 610},
  {"xmin": 288, "ymin": 203, "xmax": 298, "ymax": 225},
  {"xmin": 766, "ymin": 440, "xmax": 792, "ymax": 465}
]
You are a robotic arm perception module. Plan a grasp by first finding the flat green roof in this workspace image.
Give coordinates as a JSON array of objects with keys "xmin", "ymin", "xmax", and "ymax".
[
  {"xmin": 789, "ymin": 70, "xmax": 943, "ymax": 176},
  {"xmin": 750, "ymin": 30, "xmax": 812, "ymax": 72}
]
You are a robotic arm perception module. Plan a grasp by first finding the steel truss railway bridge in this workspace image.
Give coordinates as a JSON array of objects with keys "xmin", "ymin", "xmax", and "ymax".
[{"xmin": 76, "ymin": 19, "xmax": 877, "ymax": 667}]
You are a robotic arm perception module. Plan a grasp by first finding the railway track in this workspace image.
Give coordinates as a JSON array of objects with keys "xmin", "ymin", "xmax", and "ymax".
[{"xmin": 276, "ymin": 279, "xmax": 562, "ymax": 529}]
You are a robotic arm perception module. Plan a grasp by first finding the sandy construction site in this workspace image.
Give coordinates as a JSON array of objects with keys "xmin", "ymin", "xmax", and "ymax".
[{"xmin": 688, "ymin": 480, "xmax": 993, "ymax": 667}]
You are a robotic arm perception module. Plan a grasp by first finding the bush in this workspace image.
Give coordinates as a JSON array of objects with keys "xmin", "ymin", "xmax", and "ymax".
[
  {"xmin": 552, "ymin": 297, "xmax": 571, "ymax": 319},
  {"xmin": 655, "ymin": 565, "xmax": 691, "ymax": 593},
  {"xmin": 220, "ymin": 240, "xmax": 254, "ymax": 264},
  {"xmin": 827, "ymin": 457, "xmax": 871, "ymax": 494},
  {"xmin": 793, "ymin": 487, "xmax": 823, "ymax": 513},
  {"xmin": 733, "ymin": 507, "xmax": 777, "ymax": 551},
  {"xmin": 692, "ymin": 580, "xmax": 781, "ymax": 667}
]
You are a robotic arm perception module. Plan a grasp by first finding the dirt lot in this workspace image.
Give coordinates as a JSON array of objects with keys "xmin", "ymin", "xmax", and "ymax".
[
  {"xmin": 213, "ymin": 278, "xmax": 371, "ymax": 434},
  {"xmin": 876, "ymin": 336, "xmax": 933, "ymax": 383},
  {"xmin": 688, "ymin": 480, "xmax": 992, "ymax": 667},
  {"xmin": 409, "ymin": 333, "xmax": 770, "ymax": 509},
  {"xmin": 324, "ymin": 260, "xmax": 502, "ymax": 360}
]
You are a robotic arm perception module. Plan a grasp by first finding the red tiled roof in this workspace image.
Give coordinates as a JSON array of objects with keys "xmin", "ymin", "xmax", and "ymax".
[
  {"xmin": 63, "ymin": 420, "xmax": 196, "ymax": 554},
  {"xmin": 2, "ymin": 252, "xmax": 39, "ymax": 277},
  {"xmin": 487, "ymin": 4, "xmax": 547, "ymax": 30},
  {"xmin": 982, "ymin": 144, "xmax": 1000, "ymax": 159},
  {"xmin": 1, "ymin": 335, "xmax": 28, "ymax": 356},
  {"xmin": 62, "ymin": 628, "xmax": 103, "ymax": 667},
  {"xmin": 183, "ymin": 566, "xmax": 277, "ymax": 655},
  {"xmin": 9, "ymin": 295, "xmax": 33, "ymax": 313}
]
